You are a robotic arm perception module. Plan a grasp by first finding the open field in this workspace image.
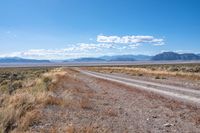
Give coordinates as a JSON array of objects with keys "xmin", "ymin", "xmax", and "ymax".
[
  {"xmin": 85, "ymin": 63, "xmax": 200, "ymax": 82},
  {"xmin": 0, "ymin": 65, "xmax": 200, "ymax": 133},
  {"xmin": 0, "ymin": 61, "xmax": 200, "ymax": 68}
]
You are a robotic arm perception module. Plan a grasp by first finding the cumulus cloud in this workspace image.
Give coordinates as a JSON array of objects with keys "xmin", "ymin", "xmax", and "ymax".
[
  {"xmin": 0, "ymin": 34, "xmax": 165, "ymax": 59},
  {"xmin": 0, "ymin": 43, "xmax": 115, "ymax": 59},
  {"xmin": 97, "ymin": 35, "xmax": 164, "ymax": 45},
  {"xmin": 75, "ymin": 43, "xmax": 113, "ymax": 51}
]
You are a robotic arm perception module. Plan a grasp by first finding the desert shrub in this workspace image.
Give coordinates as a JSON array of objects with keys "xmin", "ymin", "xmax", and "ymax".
[
  {"xmin": 43, "ymin": 76, "xmax": 52, "ymax": 83},
  {"xmin": 168, "ymin": 67, "xmax": 179, "ymax": 72},
  {"xmin": 155, "ymin": 76, "xmax": 160, "ymax": 79},
  {"xmin": 0, "ymin": 74, "xmax": 8, "ymax": 79},
  {"xmin": 9, "ymin": 73, "xmax": 18, "ymax": 80},
  {"xmin": 0, "ymin": 85, "xmax": 8, "ymax": 94},
  {"xmin": 16, "ymin": 73, "xmax": 24, "ymax": 80},
  {"xmin": 12, "ymin": 80, "xmax": 23, "ymax": 90},
  {"xmin": 192, "ymin": 66, "xmax": 200, "ymax": 73},
  {"xmin": 7, "ymin": 80, "xmax": 23, "ymax": 94},
  {"xmin": 42, "ymin": 77, "xmax": 52, "ymax": 91},
  {"xmin": 180, "ymin": 67, "xmax": 186, "ymax": 72},
  {"xmin": 138, "ymin": 73, "xmax": 143, "ymax": 76},
  {"xmin": 0, "ymin": 80, "xmax": 9, "ymax": 86}
]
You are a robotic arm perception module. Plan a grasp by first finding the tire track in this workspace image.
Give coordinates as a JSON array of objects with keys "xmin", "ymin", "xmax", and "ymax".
[{"xmin": 79, "ymin": 69, "xmax": 200, "ymax": 107}]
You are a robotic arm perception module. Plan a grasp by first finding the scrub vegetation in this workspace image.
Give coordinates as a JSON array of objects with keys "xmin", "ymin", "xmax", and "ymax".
[{"xmin": 85, "ymin": 63, "xmax": 200, "ymax": 81}]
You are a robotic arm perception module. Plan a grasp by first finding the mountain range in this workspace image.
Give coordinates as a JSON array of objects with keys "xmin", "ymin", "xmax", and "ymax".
[
  {"xmin": 152, "ymin": 52, "xmax": 200, "ymax": 61},
  {"xmin": 68, "ymin": 55, "xmax": 152, "ymax": 62},
  {"xmin": 0, "ymin": 52, "xmax": 200, "ymax": 63},
  {"xmin": 100, "ymin": 55, "xmax": 152, "ymax": 61},
  {"xmin": 0, "ymin": 57, "xmax": 50, "ymax": 63},
  {"xmin": 69, "ymin": 52, "xmax": 200, "ymax": 62}
]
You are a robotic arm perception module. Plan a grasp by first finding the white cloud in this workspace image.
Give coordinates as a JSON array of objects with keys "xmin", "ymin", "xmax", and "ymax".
[
  {"xmin": 0, "ymin": 43, "xmax": 116, "ymax": 59},
  {"xmin": 129, "ymin": 43, "xmax": 141, "ymax": 49},
  {"xmin": 97, "ymin": 35, "xmax": 164, "ymax": 45},
  {"xmin": 153, "ymin": 42, "xmax": 165, "ymax": 46},
  {"xmin": 72, "ymin": 43, "xmax": 114, "ymax": 51},
  {"xmin": 0, "ymin": 34, "xmax": 165, "ymax": 59}
]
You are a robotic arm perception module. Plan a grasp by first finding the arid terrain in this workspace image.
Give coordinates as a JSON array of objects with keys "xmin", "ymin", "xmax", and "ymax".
[{"xmin": 0, "ymin": 64, "xmax": 200, "ymax": 133}]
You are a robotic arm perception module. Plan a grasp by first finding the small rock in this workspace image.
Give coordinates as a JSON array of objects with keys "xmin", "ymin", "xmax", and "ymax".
[
  {"xmin": 163, "ymin": 123, "xmax": 173, "ymax": 127},
  {"xmin": 125, "ymin": 112, "xmax": 128, "ymax": 116},
  {"xmin": 93, "ymin": 123, "xmax": 99, "ymax": 128},
  {"xmin": 152, "ymin": 115, "xmax": 158, "ymax": 118}
]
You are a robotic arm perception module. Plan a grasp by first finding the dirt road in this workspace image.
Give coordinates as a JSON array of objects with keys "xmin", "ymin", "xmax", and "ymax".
[
  {"xmin": 27, "ymin": 68, "xmax": 200, "ymax": 132},
  {"xmin": 79, "ymin": 69, "xmax": 200, "ymax": 107}
]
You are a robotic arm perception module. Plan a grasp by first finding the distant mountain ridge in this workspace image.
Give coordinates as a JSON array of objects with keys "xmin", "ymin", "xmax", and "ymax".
[
  {"xmin": 0, "ymin": 57, "xmax": 50, "ymax": 63},
  {"xmin": 71, "ymin": 52, "xmax": 200, "ymax": 62},
  {"xmin": 152, "ymin": 52, "xmax": 200, "ymax": 61},
  {"xmin": 72, "ymin": 57, "xmax": 106, "ymax": 62},
  {"xmin": 67, "ymin": 55, "xmax": 152, "ymax": 62},
  {"xmin": 0, "ymin": 52, "xmax": 200, "ymax": 63},
  {"xmin": 100, "ymin": 55, "xmax": 152, "ymax": 61}
]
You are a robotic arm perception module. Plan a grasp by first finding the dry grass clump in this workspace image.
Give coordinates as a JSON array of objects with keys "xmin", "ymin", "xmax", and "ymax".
[
  {"xmin": 43, "ymin": 94, "xmax": 65, "ymax": 106},
  {"xmin": 19, "ymin": 109, "xmax": 41, "ymax": 131},
  {"xmin": 59, "ymin": 87, "xmax": 93, "ymax": 110},
  {"xmin": 0, "ymin": 93, "xmax": 36, "ymax": 132},
  {"xmin": 53, "ymin": 71, "xmax": 94, "ymax": 110}
]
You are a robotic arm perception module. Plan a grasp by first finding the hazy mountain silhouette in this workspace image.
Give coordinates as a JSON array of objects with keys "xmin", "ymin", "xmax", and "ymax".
[
  {"xmin": 152, "ymin": 52, "xmax": 200, "ymax": 61},
  {"xmin": 0, "ymin": 57, "xmax": 50, "ymax": 63}
]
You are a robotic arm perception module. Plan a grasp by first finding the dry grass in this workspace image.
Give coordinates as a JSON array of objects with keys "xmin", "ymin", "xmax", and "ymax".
[
  {"xmin": 86, "ymin": 63, "xmax": 200, "ymax": 81},
  {"xmin": 0, "ymin": 93, "xmax": 37, "ymax": 133},
  {"xmin": 19, "ymin": 110, "xmax": 41, "ymax": 131},
  {"xmin": 60, "ymin": 88, "xmax": 93, "ymax": 109},
  {"xmin": 0, "ymin": 67, "xmax": 96, "ymax": 132},
  {"xmin": 0, "ymin": 67, "xmax": 62, "ymax": 132},
  {"xmin": 43, "ymin": 94, "xmax": 65, "ymax": 106}
]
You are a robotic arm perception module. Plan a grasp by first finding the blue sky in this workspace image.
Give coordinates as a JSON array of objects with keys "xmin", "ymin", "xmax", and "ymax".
[{"xmin": 0, "ymin": 0, "xmax": 200, "ymax": 59}]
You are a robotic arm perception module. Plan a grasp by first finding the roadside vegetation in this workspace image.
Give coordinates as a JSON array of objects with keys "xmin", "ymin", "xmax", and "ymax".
[
  {"xmin": 85, "ymin": 63, "xmax": 200, "ymax": 81},
  {"xmin": 0, "ymin": 67, "xmax": 53, "ymax": 132},
  {"xmin": 0, "ymin": 67, "xmax": 101, "ymax": 132}
]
